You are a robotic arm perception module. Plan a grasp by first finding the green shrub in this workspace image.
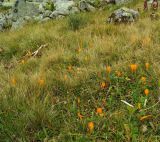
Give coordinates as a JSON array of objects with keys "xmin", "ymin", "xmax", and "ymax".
[
  {"xmin": 89, "ymin": 0, "xmax": 101, "ymax": 8},
  {"xmin": 68, "ymin": 14, "xmax": 88, "ymax": 31},
  {"xmin": 45, "ymin": 1, "xmax": 55, "ymax": 11}
]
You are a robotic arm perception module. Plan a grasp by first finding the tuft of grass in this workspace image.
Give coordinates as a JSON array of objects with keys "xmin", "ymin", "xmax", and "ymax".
[{"xmin": 68, "ymin": 14, "xmax": 89, "ymax": 31}]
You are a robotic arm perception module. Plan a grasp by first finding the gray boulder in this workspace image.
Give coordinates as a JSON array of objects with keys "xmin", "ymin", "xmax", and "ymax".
[
  {"xmin": 1, "ymin": 1, "xmax": 15, "ymax": 8},
  {"xmin": 11, "ymin": 18, "xmax": 25, "ymax": 30},
  {"xmin": 43, "ymin": 10, "xmax": 52, "ymax": 18},
  {"xmin": 41, "ymin": 17, "xmax": 50, "ymax": 22},
  {"xmin": 107, "ymin": 7, "xmax": 139, "ymax": 23},
  {"xmin": 50, "ymin": 0, "xmax": 79, "ymax": 18},
  {"xmin": 0, "ymin": 12, "xmax": 13, "ymax": 31},
  {"xmin": 79, "ymin": 0, "xmax": 96, "ymax": 12},
  {"xmin": 0, "ymin": 18, "xmax": 4, "ymax": 31},
  {"xmin": 12, "ymin": 0, "xmax": 39, "ymax": 19}
]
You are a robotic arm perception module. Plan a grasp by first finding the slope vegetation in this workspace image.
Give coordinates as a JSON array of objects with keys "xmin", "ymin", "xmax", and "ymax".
[{"xmin": 0, "ymin": 0, "xmax": 160, "ymax": 141}]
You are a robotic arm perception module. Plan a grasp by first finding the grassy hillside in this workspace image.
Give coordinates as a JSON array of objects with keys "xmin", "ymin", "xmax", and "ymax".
[{"xmin": 0, "ymin": 0, "xmax": 160, "ymax": 141}]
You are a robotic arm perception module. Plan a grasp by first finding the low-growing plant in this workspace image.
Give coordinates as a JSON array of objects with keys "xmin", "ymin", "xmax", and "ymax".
[
  {"xmin": 68, "ymin": 14, "xmax": 88, "ymax": 31},
  {"xmin": 45, "ymin": 1, "xmax": 55, "ymax": 11},
  {"xmin": 88, "ymin": 0, "xmax": 101, "ymax": 8}
]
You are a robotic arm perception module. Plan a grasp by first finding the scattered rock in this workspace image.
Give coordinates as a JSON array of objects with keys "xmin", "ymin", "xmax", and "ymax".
[
  {"xmin": 50, "ymin": 0, "xmax": 79, "ymax": 18},
  {"xmin": 0, "ymin": 0, "xmax": 137, "ymax": 31},
  {"xmin": 79, "ymin": 0, "xmax": 96, "ymax": 12},
  {"xmin": 11, "ymin": 18, "xmax": 26, "ymax": 30},
  {"xmin": 0, "ymin": 12, "xmax": 12, "ymax": 31},
  {"xmin": 1, "ymin": 2, "xmax": 14, "ymax": 9},
  {"xmin": 107, "ymin": 7, "xmax": 139, "ymax": 23},
  {"xmin": 43, "ymin": 10, "xmax": 52, "ymax": 18}
]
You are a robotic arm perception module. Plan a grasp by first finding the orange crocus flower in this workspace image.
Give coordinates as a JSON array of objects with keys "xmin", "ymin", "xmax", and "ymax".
[
  {"xmin": 38, "ymin": 79, "xmax": 45, "ymax": 86},
  {"xmin": 100, "ymin": 82, "xmax": 107, "ymax": 89},
  {"xmin": 130, "ymin": 64, "xmax": 138, "ymax": 73},
  {"xmin": 96, "ymin": 107, "xmax": 104, "ymax": 116},
  {"xmin": 106, "ymin": 66, "xmax": 111, "ymax": 74},
  {"xmin": 88, "ymin": 122, "xmax": 94, "ymax": 133},
  {"xmin": 145, "ymin": 63, "xmax": 149, "ymax": 70},
  {"xmin": 144, "ymin": 89, "xmax": 149, "ymax": 96},
  {"xmin": 11, "ymin": 78, "xmax": 16, "ymax": 86}
]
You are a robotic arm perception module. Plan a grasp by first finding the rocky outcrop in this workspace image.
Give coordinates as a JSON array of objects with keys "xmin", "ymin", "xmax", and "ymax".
[{"xmin": 0, "ymin": 0, "xmax": 135, "ymax": 31}]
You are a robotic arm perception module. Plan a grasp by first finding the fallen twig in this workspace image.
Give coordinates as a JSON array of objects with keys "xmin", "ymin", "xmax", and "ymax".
[
  {"xmin": 31, "ymin": 44, "xmax": 48, "ymax": 57},
  {"xmin": 121, "ymin": 100, "xmax": 134, "ymax": 108},
  {"xmin": 19, "ymin": 44, "xmax": 48, "ymax": 63}
]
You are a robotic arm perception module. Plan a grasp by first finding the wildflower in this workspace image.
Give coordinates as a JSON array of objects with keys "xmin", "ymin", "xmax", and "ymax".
[
  {"xmin": 130, "ymin": 64, "xmax": 138, "ymax": 73},
  {"xmin": 38, "ymin": 79, "xmax": 45, "ymax": 86},
  {"xmin": 141, "ymin": 77, "xmax": 146, "ymax": 83},
  {"xmin": 116, "ymin": 71, "xmax": 122, "ymax": 77},
  {"xmin": 144, "ymin": 89, "xmax": 149, "ymax": 96},
  {"xmin": 140, "ymin": 115, "xmax": 152, "ymax": 121},
  {"xmin": 88, "ymin": 122, "xmax": 94, "ymax": 133},
  {"xmin": 145, "ymin": 63, "xmax": 149, "ymax": 70},
  {"xmin": 78, "ymin": 112, "xmax": 83, "ymax": 120},
  {"xmin": 141, "ymin": 77, "xmax": 146, "ymax": 82},
  {"xmin": 100, "ymin": 82, "xmax": 107, "ymax": 89},
  {"xmin": 11, "ymin": 78, "xmax": 16, "ymax": 86},
  {"xmin": 106, "ymin": 66, "xmax": 111, "ymax": 74},
  {"xmin": 96, "ymin": 107, "xmax": 103, "ymax": 116}
]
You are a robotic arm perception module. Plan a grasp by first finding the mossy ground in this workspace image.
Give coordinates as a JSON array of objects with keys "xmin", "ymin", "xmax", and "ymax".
[{"xmin": 0, "ymin": 0, "xmax": 160, "ymax": 141}]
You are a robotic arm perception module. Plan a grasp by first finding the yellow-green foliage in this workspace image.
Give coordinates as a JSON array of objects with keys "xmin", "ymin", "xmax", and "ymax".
[
  {"xmin": 68, "ymin": 13, "xmax": 90, "ymax": 31},
  {"xmin": 0, "ymin": 0, "xmax": 160, "ymax": 141}
]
